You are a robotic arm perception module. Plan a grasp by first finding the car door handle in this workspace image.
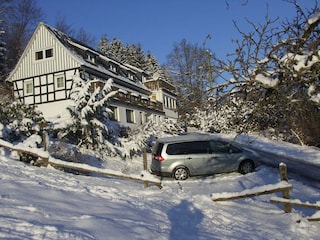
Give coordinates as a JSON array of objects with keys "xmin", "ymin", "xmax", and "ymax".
[{"xmin": 187, "ymin": 157, "xmax": 192, "ymax": 160}]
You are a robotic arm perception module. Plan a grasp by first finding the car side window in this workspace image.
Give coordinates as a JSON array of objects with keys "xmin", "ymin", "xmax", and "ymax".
[
  {"xmin": 187, "ymin": 141, "xmax": 211, "ymax": 154},
  {"xmin": 210, "ymin": 141, "xmax": 231, "ymax": 153},
  {"xmin": 166, "ymin": 141, "xmax": 211, "ymax": 155}
]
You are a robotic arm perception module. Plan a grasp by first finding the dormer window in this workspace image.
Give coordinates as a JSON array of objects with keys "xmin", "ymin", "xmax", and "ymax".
[
  {"xmin": 86, "ymin": 53, "xmax": 96, "ymax": 64},
  {"xmin": 109, "ymin": 64, "xmax": 117, "ymax": 72},
  {"xmin": 128, "ymin": 72, "xmax": 134, "ymax": 80}
]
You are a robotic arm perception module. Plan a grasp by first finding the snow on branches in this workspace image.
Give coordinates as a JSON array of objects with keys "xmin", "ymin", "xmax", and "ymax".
[{"xmin": 63, "ymin": 74, "xmax": 118, "ymax": 152}]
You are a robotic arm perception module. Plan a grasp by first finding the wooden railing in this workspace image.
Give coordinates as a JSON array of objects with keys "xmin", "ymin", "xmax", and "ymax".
[
  {"xmin": 113, "ymin": 92, "xmax": 164, "ymax": 112},
  {"xmin": 0, "ymin": 139, "xmax": 162, "ymax": 189},
  {"xmin": 212, "ymin": 163, "xmax": 319, "ymax": 221}
]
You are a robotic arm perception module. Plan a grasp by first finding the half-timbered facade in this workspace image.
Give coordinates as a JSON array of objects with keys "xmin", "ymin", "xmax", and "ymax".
[{"xmin": 6, "ymin": 22, "xmax": 178, "ymax": 128}]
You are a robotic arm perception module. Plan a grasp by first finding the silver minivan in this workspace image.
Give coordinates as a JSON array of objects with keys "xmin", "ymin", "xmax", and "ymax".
[{"xmin": 150, "ymin": 133, "xmax": 260, "ymax": 180}]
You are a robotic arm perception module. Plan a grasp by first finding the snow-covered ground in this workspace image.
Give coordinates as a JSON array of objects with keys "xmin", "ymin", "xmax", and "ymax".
[{"xmin": 1, "ymin": 136, "xmax": 320, "ymax": 239}]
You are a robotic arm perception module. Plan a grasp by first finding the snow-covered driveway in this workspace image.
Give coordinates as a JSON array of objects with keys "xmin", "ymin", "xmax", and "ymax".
[{"xmin": 1, "ymin": 151, "xmax": 319, "ymax": 240}]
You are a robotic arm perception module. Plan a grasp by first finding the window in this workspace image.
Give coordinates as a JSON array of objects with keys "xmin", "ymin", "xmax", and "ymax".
[
  {"xmin": 45, "ymin": 48, "xmax": 53, "ymax": 58},
  {"xmin": 166, "ymin": 141, "xmax": 211, "ymax": 155},
  {"xmin": 91, "ymin": 80, "xmax": 103, "ymax": 93},
  {"xmin": 109, "ymin": 106, "xmax": 118, "ymax": 121},
  {"xmin": 86, "ymin": 54, "xmax": 96, "ymax": 63},
  {"xmin": 55, "ymin": 74, "xmax": 65, "ymax": 89},
  {"xmin": 109, "ymin": 64, "xmax": 117, "ymax": 72},
  {"xmin": 35, "ymin": 48, "xmax": 53, "ymax": 60},
  {"xmin": 210, "ymin": 141, "xmax": 238, "ymax": 153},
  {"xmin": 128, "ymin": 72, "xmax": 134, "ymax": 80},
  {"xmin": 24, "ymin": 80, "xmax": 34, "ymax": 95},
  {"xmin": 126, "ymin": 109, "xmax": 134, "ymax": 123},
  {"xmin": 35, "ymin": 51, "xmax": 43, "ymax": 60}
]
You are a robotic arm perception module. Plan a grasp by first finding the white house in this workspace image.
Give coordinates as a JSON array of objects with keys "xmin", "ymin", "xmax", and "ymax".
[{"xmin": 6, "ymin": 22, "xmax": 178, "ymax": 128}]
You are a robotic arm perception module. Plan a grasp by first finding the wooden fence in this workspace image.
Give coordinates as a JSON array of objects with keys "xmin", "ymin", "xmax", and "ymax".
[
  {"xmin": 212, "ymin": 163, "xmax": 320, "ymax": 221},
  {"xmin": 0, "ymin": 139, "xmax": 162, "ymax": 189}
]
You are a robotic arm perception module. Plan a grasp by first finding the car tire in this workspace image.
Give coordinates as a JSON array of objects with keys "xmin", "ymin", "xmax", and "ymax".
[
  {"xmin": 239, "ymin": 160, "xmax": 254, "ymax": 174},
  {"xmin": 173, "ymin": 166, "xmax": 189, "ymax": 180}
]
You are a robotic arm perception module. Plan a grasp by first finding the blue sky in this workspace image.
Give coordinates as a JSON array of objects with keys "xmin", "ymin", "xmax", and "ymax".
[{"xmin": 38, "ymin": 0, "xmax": 316, "ymax": 64}]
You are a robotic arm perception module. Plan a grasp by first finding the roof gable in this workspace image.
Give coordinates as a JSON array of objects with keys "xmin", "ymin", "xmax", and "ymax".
[{"xmin": 7, "ymin": 22, "xmax": 82, "ymax": 82}]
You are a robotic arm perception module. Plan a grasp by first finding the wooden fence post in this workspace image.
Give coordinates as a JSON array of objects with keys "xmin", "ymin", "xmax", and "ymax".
[
  {"xmin": 142, "ymin": 147, "xmax": 149, "ymax": 188},
  {"xmin": 279, "ymin": 163, "xmax": 292, "ymax": 213},
  {"xmin": 42, "ymin": 130, "xmax": 49, "ymax": 151}
]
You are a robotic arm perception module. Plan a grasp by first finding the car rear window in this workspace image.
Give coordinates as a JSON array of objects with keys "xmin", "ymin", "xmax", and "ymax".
[
  {"xmin": 153, "ymin": 142, "xmax": 164, "ymax": 156},
  {"xmin": 166, "ymin": 141, "xmax": 211, "ymax": 155}
]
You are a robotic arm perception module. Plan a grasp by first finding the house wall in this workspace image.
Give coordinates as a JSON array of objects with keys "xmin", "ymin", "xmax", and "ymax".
[
  {"xmin": 36, "ymin": 99, "xmax": 74, "ymax": 122},
  {"xmin": 13, "ymin": 68, "xmax": 77, "ymax": 105},
  {"xmin": 150, "ymin": 89, "xmax": 177, "ymax": 121},
  {"xmin": 36, "ymin": 99, "xmax": 166, "ymax": 129},
  {"xmin": 109, "ymin": 102, "xmax": 165, "ymax": 129}
]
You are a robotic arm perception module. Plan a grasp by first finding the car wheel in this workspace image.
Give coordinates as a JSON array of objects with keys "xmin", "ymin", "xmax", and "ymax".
[
  {"xmin": 239, "ymin": 160, "xmax": 254, "ymax": 174},
  {"xmin": 173, "ymin": 166, "xmax": 189, "ymax": 180}
]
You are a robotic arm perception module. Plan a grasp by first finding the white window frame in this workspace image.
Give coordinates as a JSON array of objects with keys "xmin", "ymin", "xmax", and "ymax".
[
  {"xmin": 35, "ymin": 51, "xmax": 43, "ymax": 60},
  {"xmin": 54, "ymin": 74, "xmax": 65, "ymax": 89},
  {"xmin": 86, "ymin": 54, "xmax": 96, "ymax": 63},
  {"xmin": 109, "ymin": 64, "xmax": 117, "ymax": 72},
  {"xmin": 45, "ymin": 48, "xmax": 53, "ymax": 58},
  {"xmin": 109, "ymin": 106, "xmax": 119, "ymax": 121},
  {"xmin": 24, "ymin": 80, "xmax": 34, "ymax": 95},
  {"xmin": 128, "ymin": 72, "xmax": 134, "ymax": 80},
  {"xmin": 126, "ymin": 109, "xmax": 135, "ymax": 123}
]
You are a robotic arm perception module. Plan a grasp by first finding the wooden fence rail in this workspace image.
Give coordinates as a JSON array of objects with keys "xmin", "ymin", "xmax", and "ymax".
[
  {"xmin": 0, "ymin": 139, "xmax": 162, "ymax": 189},
  {"xmin": 212, "ymin": 182, "xmax": 293, "ymax": 202},
  {"xmin": 212, "ymin": 163, "xmax": 293, "ymax": 213},
  {"xmin": 0, "ymin": 139, "xmax": 49, "ymax": 162},
  {"xmin": 212, "ymin": 163, "xmax": 320, "ymax": 221},
  {"xmin": 270, "ymin": 197, "xmax": 320, "ymax": 210},
  {"xmin": 48, "ymin": 158, "xmax": 162, "ymax": 189}
]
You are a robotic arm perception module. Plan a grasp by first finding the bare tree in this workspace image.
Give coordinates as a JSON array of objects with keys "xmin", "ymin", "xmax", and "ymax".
[
  {"xmin": 54, "ymin": 13, "xmax": 96, "ymax": 47},
  {"xmin": 76, "ymin": 27, "xmax": 96, "ymax": 47},
  {"xmin": 210, "ymin": 1, "xmax": 320, "ymax": 145},
  {"xmin": 3, "ymin": 0, "xmax": 43, "ymax": 71},
  {"xmin": 54, "ymin": 12, "xmax": 74, "ymax": 36},
  {"xmin": 165, "ymin": 39, "xmax": 215, "ymax": 120}
]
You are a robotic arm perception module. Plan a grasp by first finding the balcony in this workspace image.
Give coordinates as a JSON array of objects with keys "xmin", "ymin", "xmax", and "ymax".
[{"xmin": 112, "ymin": 91, "xmax": 164, "ymax": 112}]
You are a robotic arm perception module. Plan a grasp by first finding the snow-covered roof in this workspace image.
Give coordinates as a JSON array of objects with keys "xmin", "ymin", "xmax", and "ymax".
[{"xmin": 43, "ymin": 23, "xmax": 151, "ymax": 93}]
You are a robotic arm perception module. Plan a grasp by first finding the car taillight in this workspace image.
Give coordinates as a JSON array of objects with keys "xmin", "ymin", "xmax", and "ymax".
[{"xmin": 154, "ymin": 155, "xmax": 165, "ymax": 162}]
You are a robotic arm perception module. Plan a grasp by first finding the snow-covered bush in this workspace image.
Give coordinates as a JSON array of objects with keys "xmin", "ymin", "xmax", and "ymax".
[
  {"xmin": 189, "ymin": 96, "xmax": 255, "ymax": 134},
  {"xmin": 48, "ymin": 140, "xmax": 82, "ymax": 163},
  {"xmin": 0, "ymin": 101, "xmax": 46, "ymax": 143},
  {"xmin": 59, "ymin": 74, "xmax": 118, "ymax": 154},
  {"xmin": 120, "ymin": 117, "xmax": 184, "ymax": 158}
]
